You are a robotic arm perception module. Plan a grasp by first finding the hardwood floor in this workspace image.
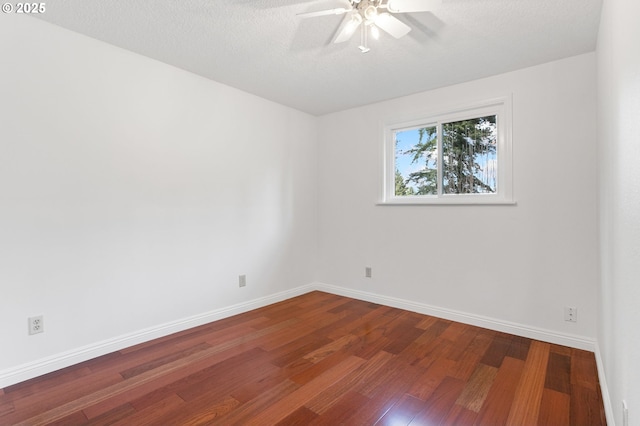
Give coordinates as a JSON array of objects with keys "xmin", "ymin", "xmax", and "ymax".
[{"xmin": 0, "ymin": 291, "xmax": 606, "ymax": 425}]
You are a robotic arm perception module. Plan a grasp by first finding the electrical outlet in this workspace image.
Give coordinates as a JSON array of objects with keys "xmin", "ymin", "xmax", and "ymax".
[
  {"xmin": 239, "ymin": 274, "xmax": 246, "ymax": 288},
  {"xmin": 28, "ymin": 315, "xmax": 44, "ymax": 335},
  {"xmin": 365, "ymin": 267, "xmax": 372, "ymax": 278},
  {"xmin": 564, "ymin": 306, "xmax": 577, "ymax": 322}
]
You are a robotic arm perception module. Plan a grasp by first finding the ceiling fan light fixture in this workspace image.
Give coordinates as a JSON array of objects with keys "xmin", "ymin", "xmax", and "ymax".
[
  {"xmin": 363, "ymin": 5, "xmax": 378, "ymax": 22},
  {"xmin": 387, "ymin": 0, "xmax": 400, "ymax": 12}
]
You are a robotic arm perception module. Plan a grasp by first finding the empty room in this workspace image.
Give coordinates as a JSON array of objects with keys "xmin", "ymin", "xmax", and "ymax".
[{"xmin": 0, "ymin": 0, "xmax": 638, "ymax": 424}]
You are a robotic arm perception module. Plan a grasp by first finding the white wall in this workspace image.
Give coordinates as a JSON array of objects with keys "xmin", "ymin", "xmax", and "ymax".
[
  {"xmin": 0, "ymin": 16, "xmax": 317, "ymax": 383},
  {"xmin": 317, "ymin": 53, "xmax": 599, "ymax": 343},
  {"xmin": 597, "ymin": 0, "xmax": 640, "ymax": 423}
]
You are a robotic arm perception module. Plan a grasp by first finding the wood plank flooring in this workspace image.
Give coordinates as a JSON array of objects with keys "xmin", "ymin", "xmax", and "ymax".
[{"xmin": 0, "ymin": 291, "xmax": 606, "ymax": 425}]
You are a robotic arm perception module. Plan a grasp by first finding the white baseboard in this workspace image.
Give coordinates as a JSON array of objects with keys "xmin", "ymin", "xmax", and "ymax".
[
  {"xmin": 311, "ymin": 282, "xmax": 596, "ymax": 351},
  {"xmin": 0, "ymin": 281, "xmax": 599, "ymax": 390},
  {"xmin": 0, "ymin": 284, "xmax": 316, "ymax": 389},
  {"xmin": 594, "ymin": 343, "xmax": 616, "ymax": 426}
]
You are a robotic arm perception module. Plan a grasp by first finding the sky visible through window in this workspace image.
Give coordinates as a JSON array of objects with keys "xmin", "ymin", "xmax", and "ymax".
[
  {"xmin": 395, "ymin": 116, "xmax": 497, "ymax": 195},
  {"xmin": 395, "ymin": 127, "xmax": 436, "ymax": 194}
]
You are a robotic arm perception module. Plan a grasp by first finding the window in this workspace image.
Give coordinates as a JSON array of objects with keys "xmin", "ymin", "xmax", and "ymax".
[{"xmin": 382, "ymin": 97, "xmax": 513, "ymax": 204}]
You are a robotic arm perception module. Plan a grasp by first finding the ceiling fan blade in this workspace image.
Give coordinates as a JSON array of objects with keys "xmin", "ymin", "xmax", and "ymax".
[
  {"xmin": 375, "ymin": 13, "xmax": 411, "ymax": 39},
  {"xmin": 386, "ymin": 0, "xmax": 442, "ymax": 13},
  {"xmin": 333, "ymin": 13, "xmax": 362, "ymax": 43},
  {"xmin": 297, "ymin": 7, "xmax": 349, "ymax": 18}
]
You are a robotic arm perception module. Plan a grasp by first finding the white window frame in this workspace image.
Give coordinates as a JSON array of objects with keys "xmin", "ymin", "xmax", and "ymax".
[{"xmin": 380, "ymin": 96, "xmax": 514, "ymax": 205}]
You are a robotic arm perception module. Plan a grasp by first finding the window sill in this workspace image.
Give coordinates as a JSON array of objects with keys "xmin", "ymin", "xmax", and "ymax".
[{"xmin": 377, "ymin": 197, "xmax": 517, "ymax": 206}]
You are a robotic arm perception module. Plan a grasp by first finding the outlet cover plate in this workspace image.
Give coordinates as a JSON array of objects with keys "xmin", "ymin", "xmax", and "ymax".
[
  {"xmin": 28, "ymin": 315, "xmax": 44, "ymax": 335},
  {"xmin": 564, "ymin": 306, "xmax": 577, "ymax": 322}
]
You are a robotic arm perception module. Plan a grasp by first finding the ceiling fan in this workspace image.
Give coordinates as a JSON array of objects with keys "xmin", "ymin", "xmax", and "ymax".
[{"xmin": 298, "ymin": 0, "xmax": 442, "ymax": 53}]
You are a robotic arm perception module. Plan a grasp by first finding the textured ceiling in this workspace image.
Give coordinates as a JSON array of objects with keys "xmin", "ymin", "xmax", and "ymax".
[{"xmin": 34, "ymin": 0, "xmax": 602, "ymax": 115}]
